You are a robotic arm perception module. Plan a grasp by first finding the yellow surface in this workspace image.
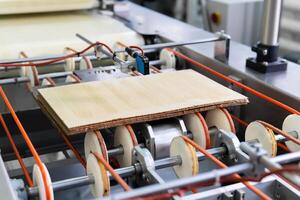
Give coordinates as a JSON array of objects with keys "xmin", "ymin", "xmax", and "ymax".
[
  {"xmin": 0, "ymin": 12, "xmax": 144, "ymax": 59},
  {"xmin": 38, "ymin": 70, "xmax": 248, "ymax": 135},
  {"xmin": 0, "ymin": 0, "xmax": 98, "ymax": 14}
]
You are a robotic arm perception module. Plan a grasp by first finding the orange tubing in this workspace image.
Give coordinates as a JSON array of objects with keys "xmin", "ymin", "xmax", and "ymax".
[
  {"xmin": 59, "ymin": 131, "xmax": 86, "ymax": 168},
  {"xmin": 181, "ymin": 136, "xmax": 271, "ymax": 200},
  {"xmin": 258, "ymin": 121, "xmax": 300, "ymax": 146},
  {"xmin": 126, "ymin": 125, "xmax": 139, "ymax": 146},
  {"xmin": 167, "ymin": 49, "xmax": 300, "ymax": 116},
  {"xmin": 221, "ymin": 108, "xmax": 236, "ymax": 133},
  {"xmin": 195, "ymin": 112, "xmax": 211, "ymax": 149},
  {"xmin": 277, "ymin": 143, "xmax": 290, "ymax": 152},
  {"xmin": 48, "ymin": 77, "xmax": 86, "ymax": 167},
  {"xmin": 93, "ymin": 152, "xmax": 131, "ymax": 191},
  {"xmin": 0, "ymin": 114, "xmax": 33, "ymax": 186},
  {"xmin": 0, "ymin": 87, "xmax": 51, "ymax": 200},
  {"xmin": 230, "ymin": 114, "xmax": 249, "ymax": 127},
  {"xmin": 0, "ymin": 42, "xmax": 112, "ymax": 68}
]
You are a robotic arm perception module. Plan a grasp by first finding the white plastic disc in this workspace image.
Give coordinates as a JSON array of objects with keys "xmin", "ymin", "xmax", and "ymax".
[
  {"xmin": 282, "ymin": 114, "xmax": 300, "ymax": 152},
  {"xmin": 205, "ymin": 108, "xmax": 236, "ymax": 133},
  {"xmin": 86, "ymin": 154, "xmax": 110, "ymax": 198},
  {"xmin": 114, "ymin": 126, "xmax": 137, "ymax": 167},
  {"xmin": 84, "ymin": 131, "xmax": 108, "ymax": 161},
  {"xmin": 64, "ymin": 48, "xmax": 76, "ymax": 72},
  {"xmin": 245, "ymin": 121, "xmax": 277, "ymax": 157},
  {"xmin": 32, "ymin": 163, "xmax": 54, "ymax": 200},
  {"xmin": 170, "ymin": 137, "xmax": 198, "ymax": 178},
  {"xmin": 27, "ymin": 66, "xmax": 40, "ymax": 87},
  {"xmin": 183, "ymin": 113, "xmax": 210, "ymax": 148},
  {"xmin": 159, "ymin": 48, "xmax": 176, "ymax": 69},
  {"xmin": 79, "ymin": 56, "xmax": 93, "ymax": 70}
]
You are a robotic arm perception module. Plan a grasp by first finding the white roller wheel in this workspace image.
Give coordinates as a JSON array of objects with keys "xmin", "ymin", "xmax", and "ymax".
[
  {"xmin": 85, "ymin": 131, "xmax": 108, "ymax": 161},
  {"xmin": 205, "ymin": 108, "xmax": 236, "ymax": 133},
  {"xmin": 282, "ymin": 114, "xmax": 300, "ymax": 152},
  {"xmin": 32, "ymin": 164, "xmax": 54, "ymax": 200},
  {"xmin": 114, "ymin": 126, "xmax": 137, "ymax": 167},
  {"xmin": 64, "ymin": 48, "xmax": 76, "ymax": 72},
  {"xmin": 170, "ymin": 137, "xmax": 198, "ymax": 178},
  {"xmin": 86, "ymin": 154, "xmax": 110, "ymax": 198},
  {"xmin": 79, "ymin": 56, "xmax": 93, "ymax": 70},
  {"xmin": 245, "ymin": 121, "xmax": 277, "ymax": 157},
  {"xmin": 159, "ymin": 48, "xmax": 176, "ymax": 69},
  {"xmin": 27, "ymin": 66, "xmax": 39, "ymax": 87},
  {"xmin": 183, "ymin": 113, "xmax": 210, "ymax": 149}
]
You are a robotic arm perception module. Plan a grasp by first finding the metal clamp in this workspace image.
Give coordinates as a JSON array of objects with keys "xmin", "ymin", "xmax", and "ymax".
[{"xmin": 132, "ymin": 146, "xmax": 164, "ymax": 184}]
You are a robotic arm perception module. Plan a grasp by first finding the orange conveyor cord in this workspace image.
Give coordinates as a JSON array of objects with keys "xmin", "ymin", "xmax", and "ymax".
[
  {"xmin": 0, "ymin": 114, "xmax": 33, "ymax": 186},
  {"xmin": 47, "ymin": 76, "xmax": 87, "ymax": 168},
  {"xmin": 167, "ymin": 49, "xmax": 300, "ymax": 116},
  {"xmin": 258, "ymin": 120, "xmax": 300, "ymax": 146},
  {"xmin": 0, "ymin": 87, "xmax": 52, "ymax": 200},
  {"xmin": 181, "ymin": 136, "xmax": 272, "ymax": 200},
  {"xmin": 93, "ymin": 152, "xmax": 131, "ymax": 191}
]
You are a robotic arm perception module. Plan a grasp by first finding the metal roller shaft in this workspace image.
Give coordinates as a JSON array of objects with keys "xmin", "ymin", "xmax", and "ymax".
[{"xmin": 27, "ymin": 147, "xmax": 226, "ymax": 197}]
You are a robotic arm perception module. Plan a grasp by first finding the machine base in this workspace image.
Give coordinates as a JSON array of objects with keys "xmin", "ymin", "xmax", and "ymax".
[{"xmin": 246, "ymin": 58, "xmax": 288, "ymax": 73}]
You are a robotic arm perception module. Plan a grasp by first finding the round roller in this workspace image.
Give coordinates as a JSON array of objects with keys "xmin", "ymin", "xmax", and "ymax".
[
  {"xmin": 86, "ymin": 154, "xmax": 110, "ymax": 198},
  {"xmin": 84, "ymin": 131, "xmax": 108, "ymax": 161},
  {"xmin": 27, "ymin": 66, "xmax": 40, "ymax": 87},
  {"xmin": 159, "ymin": 48, "xmax": 176, "ymax": 69},
  {"xmin": 32, "ymin": 163, "xmax": 54, "ymax": 200},
  {"xmin": 63, "ymin": 48, "xmax": 76, "ymax": 72},
  {"xmin": 183, "ymin": 113, "xmax": 210, "ymax": 148},
  {"xmin": 170, "ymin": 137, "xmax": 198, "ymax": 178},
  {"xmin": 282, "ymin": 114, "xmax": 300, "ymax": 152},
  {"xmin": 79, "ymin": 56, "xmax": 93, "ymax": 70},
  {"xmin": 245, "ymin": 121, "xmax": 277, "ymax": 157},
  {"xmin": 114, "ymin": 126, "xmax": 137, "ymax": 167},
  {"xmin": 205, "ymin": 108, "xmax": 236, "ymax": 133}
]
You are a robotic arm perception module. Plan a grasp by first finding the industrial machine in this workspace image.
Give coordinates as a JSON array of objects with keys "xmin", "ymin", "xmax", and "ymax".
[{"xmin": 0, "ymin": 0, "xmax": 299, "ymax": 200}]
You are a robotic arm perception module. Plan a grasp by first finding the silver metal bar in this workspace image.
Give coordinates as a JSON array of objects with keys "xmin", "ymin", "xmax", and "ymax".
[
  {"xmin": 261, "ymin": 0, "xmax": 282, "ymax": 46},
  {"xmin": 260, "ymin": 155, "xmax": 300, "ymax": 186},
  {"xmin": 110, "ymin": 163, "xmax": 253, "ymax": 200},
  {"xmin": 0, "ymin": 71, "xmax": 72, "ymax": 85},
  {"xmin": 107, "ymin": 146, "xmax": 124, "ymax": 157},
  {"xmin": 76, "ymin": 33, "xmax": 125, "ymax": 64},
  {"xmin": 0, "ymin": 37, "xmax": 221, "ymax": 65},
  {"xmin": 27, "ymin": 146, "xmax": 225, "ymax": 197},
  {"xmin": 114, "ymin": 37, "xmax": 222, "ymax": 53}
]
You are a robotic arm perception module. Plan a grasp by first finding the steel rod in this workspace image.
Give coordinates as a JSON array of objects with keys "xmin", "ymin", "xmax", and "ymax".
[
  {"xmin": 0, "ymin": 37, "xmax": 221, "ymax": 65},
  {"xmin": 110, "ymin": 163, "xmax": 253, "ymax": 200},
  {"xmin": 114, "ymin": 37, "xmax": 222, "ymax": 53},
  {"xmin": 27, "ymin": 146, "xmax": 225, "ymax": 196}
]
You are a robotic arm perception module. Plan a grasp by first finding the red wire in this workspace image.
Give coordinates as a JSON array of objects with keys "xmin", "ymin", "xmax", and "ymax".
[
  {"xmin": 0, "ymin": 114, "xmax": 33, "ymax": 186},
  {"xmin": 230, "ymin": 114, "xmax": 249, "ymax": 127},
  {"xmin": 167, "ymin": 49, "xmax": 300, "ymax": 116},
  {"xmin": 129, "ymin": 45, "xmax": 145, "ymax": 56},
  {"xmin": 93, "ymin": 152, "xmax": 131, "ymax": 191},
  {"xmin": 59, "ymin": 131, "xmax": 86, "ymax": 168},
  {"xmin": 258, "ymin": 120, "xmax": 300, "ymax": 146},
  {"xmin": 0, "ymin": 42, "xmax": 112, "ymax": 68},
  {"xmin": 0, "ymin": 87, "xmax": 52, "ymax": 200},
  {"xmin": 181, "ymin": 136, "xmax": 271, "ymax": 200}
]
